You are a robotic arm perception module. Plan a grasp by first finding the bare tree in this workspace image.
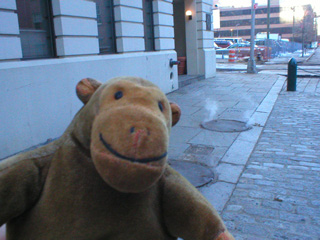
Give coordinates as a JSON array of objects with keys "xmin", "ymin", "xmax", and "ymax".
[{"xmin": 293, "ymin": 4, "xmax": 316, "ymax": 45}]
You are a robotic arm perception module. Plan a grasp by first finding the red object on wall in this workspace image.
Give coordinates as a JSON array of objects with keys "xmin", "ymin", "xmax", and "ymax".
[{"xmin": 178, "ymin": 57, "xmax": 186, "ymax": 75}]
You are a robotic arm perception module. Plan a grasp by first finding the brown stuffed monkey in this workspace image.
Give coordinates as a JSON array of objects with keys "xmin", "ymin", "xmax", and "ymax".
[{"xmin": 0, "ymin": 76, "xmax": 234, "ymax": 240}]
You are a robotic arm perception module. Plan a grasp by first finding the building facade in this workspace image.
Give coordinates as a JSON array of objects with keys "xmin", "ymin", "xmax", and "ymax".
[
  {"xmin": 215, "ymin": 0, "xmax": 299, "ymax": 41},
  {"xmin": 0, "ymin": 0, "xmax": 216, "ymax": 159}
]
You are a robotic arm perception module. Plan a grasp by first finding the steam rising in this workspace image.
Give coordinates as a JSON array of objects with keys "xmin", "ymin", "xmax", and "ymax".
[
  {"xmin": 204, "ymin": 99, "xmax": 219, "ymax": 121},
  {"xmin": 203, "ymin": 95, "xmax": 258, "ymax": 129}
]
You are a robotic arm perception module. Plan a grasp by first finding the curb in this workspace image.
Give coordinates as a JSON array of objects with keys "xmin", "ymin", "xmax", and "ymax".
[
  {"xmin": 200, "ymin": 75, "xmax": 286, "ymax": 213},
  {"xmin": 305, "ymin": 49, "xmax": 316, "ymax": 63}
]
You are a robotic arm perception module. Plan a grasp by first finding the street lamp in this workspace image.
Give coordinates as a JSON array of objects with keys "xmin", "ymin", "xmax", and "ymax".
[
  {"xmin": 230, "ymin": 29, "xmax": 233, "ymax": 37},
  {"xmin": 235, "ymin": 23, "xmax": 240, "ymax": 37},
  {"xmin": 247, "ymin": 0, "xmax": 257, "ymax": 74},
  {"xmin": 291, "ymin": 6, "xmax": 295, "ymax": 43},
  {"xmin": 302, "ymin": 9, "xmax": 307, "ymax": 57}
]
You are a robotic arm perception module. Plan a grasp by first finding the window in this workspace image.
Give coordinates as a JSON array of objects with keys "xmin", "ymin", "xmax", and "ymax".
[
  {"xmin": 206, "ymin": 13, "xmax": 212, "ymax": 31},
  {"xmin": 96, "ymin": 0, "xmax": 116, "ymax": 54},
  {"xmin": 271, "ymin": 7, "xmax": 280, "ymax": 13},
  {"xmin": 256, "ymin": 8, "xmax": 267, "ymax": 14},
  {"xmin": 16, "ymin": 0, "xmax": 55, "ymax": 59},
  {"xmin": 143, "ymin": 0, "xmax": 155, "ymax": 51},
  {"xmin": 220, "ymin": 17, "xmax": 281, "ymax": 28},
  {"xmin": 220, "ymin": 7, "xmax": 279, "ymax": 17},
  {"xmin": 221, "ymin": 9, "xmax": 251, "ymax": 17}
]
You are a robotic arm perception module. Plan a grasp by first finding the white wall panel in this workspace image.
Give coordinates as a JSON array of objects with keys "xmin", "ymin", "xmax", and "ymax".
[
  {"xmin": 116, "ymin": 37, "xmax": 145, "ymax": 52},
  {"xmin": 115, "ymin": 22, "xmax": 144, "ymax": 37},
  {"xmin": 155, "ymin": 38, "xmax": 175, "ymax": 50},
  {"xmin": 0, "ymin": 0, "xmax": 17, "ymax": 10},
  {"xmin": 114, "ymin": 6, "xmax": 143, "ymax": 22},
  {"xmin": 54, "ymin": 17, "xmax": 98, "ymax": 36},
  {"xmin": 196, "ymin": 2, "xmax": 212, "ymax": 12},
  {"xmin": 52, "ymin": 0, "xmax": 96, "ymax": 18},
  {"xmin": 153, "ymin": 1, "xmax": 173, "ymax": 14},
  {"xmin": 0, "ymin": 11, "xmax": 19, "ymax": 35},
  {"xmin": 0, "ymin": 36, "xmax": 22, "ymax": 60},
  {"xmin": 198, "ymin": 39, "xmax": 214, "ymax": 48},
  {"xmin": 114, "ymin": 0, "xmax": 142, "ymax": 8},
  {"xmin": 154, "ymin": 26, "xmax": 174, "ymax": 38},
  {"xmin": 198, "ymin": 30, "xmax": 214, "ymax": 39},
  {"xmin": 56, "ymin": 37, "xmax": 99, "ymax": 56},
  {"xmin": 153, "ymin": 13, "xmax": 174, "ymax": 26}
]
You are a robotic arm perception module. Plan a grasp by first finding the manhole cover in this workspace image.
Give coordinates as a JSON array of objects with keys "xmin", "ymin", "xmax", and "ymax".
[
  {"xmin": 201, "ymin": 119, "xmax": 252, "ymax": 132},
  {"xmin": 169, "ymin": 160, "xmax": 216, "ymax": 188}
]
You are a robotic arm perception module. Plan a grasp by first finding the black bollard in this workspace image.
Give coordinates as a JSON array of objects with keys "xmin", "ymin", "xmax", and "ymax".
[{"xmin": 287, "ymin": 58, "xmax": 297, "ymax": 91}]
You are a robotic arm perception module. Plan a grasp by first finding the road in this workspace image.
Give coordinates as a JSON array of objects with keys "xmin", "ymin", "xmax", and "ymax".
[
  {"xmin": 221, "ymin": 50, "xmax": 320, "ymax": 239},
  {"xmin": 217, "ymin": 48, "xmax": 320, "ymax": 77}
]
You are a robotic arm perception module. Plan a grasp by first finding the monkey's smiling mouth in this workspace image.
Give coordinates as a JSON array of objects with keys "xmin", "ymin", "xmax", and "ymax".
[{"xmin": 99, "ymin": 133, "xmax": 167, "ymax": 163}]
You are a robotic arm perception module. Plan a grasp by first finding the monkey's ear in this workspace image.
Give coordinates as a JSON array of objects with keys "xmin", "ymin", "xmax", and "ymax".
[
  {"xmin": 76, "ymin": 78, "xmax": 102, "ymax": 104},
  {"xmin": 170, "ymin": 102, "xmax": 181, "ymax": 127}
]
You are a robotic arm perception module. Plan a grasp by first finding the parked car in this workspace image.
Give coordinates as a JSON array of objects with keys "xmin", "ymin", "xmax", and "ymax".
[
  {"xmin": 227, "ymin": 43, "xmax": 255, "ymax": 48},
  {"xmin": 218, "ymin": 38, "xmax": 245, "ymax": 44},
  {"xmin": 214, "ymin": 40, "xmax": 233, "ymax": 48},
  {"xmin": 227, "ymin": 43, "xmax": 268, "ymax": 61},
  {"xmin": 214, "ymin": 42, "xmax": 221, "ymax": 49}
]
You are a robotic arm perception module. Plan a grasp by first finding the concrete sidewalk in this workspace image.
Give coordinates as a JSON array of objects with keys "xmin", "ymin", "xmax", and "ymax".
[{"xmin": 167, "ymin": 73, "xmax": 286, "ymax": 212}]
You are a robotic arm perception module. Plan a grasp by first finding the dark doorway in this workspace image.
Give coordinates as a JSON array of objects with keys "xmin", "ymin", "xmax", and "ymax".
[{"xmin": 173, "ymin": 0, "xmax": 187, "ymax": 75}]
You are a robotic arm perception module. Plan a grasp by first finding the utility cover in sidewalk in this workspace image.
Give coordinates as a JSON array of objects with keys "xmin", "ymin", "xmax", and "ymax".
[
  {"xmin": 169, "ymin": 160, "xmax": 216, "ymax": 188},
  {"xmin": 184, "ymin": 144, "xmax": 214, "ymax": 155},
  {"xmin": 201, "ymin": 119, "xmax": 252, "ymax": 132}
]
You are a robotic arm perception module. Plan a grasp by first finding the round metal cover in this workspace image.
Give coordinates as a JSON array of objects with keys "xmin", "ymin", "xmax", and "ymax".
[
  {"xmin": 201, "ymin": 119, "xmax": 252, "ymax": 132},
  {"xmin": 169, "ymin": 160, "xmax": 216, "ymax": 188}
]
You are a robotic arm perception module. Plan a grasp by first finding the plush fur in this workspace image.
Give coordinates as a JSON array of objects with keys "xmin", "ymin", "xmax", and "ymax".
[{"xmin": 0, "ymin": 77, "xmax": 234, "ymax": 240}]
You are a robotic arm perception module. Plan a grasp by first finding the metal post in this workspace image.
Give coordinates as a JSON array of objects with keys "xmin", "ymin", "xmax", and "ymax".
[
  {"xmin": 291, "ymin": 7, "xmax": 295, "ymax": 43},
  {"xmin": 236, "ymin": 23, "xmax": 240, "ymax": 37},
  {"xmin": 287, "ymin": 58, "xmax": 297, "ymax": 91},
  {"xmin": 247, "ymin": 0, "xmax": 257, "ymax": 73},
  {"xmin": 315, "ymin": 16, "xmax": 317, "ymax": 42},
  {"xmin": 316, "ymin": 15, "xmax": 319, "ymax": 43},
  {"xmin": 302, "ymin": 15, "xmax": 305, "ymax": 57},
  {"xmin": 267, "ymin": 0, "xmax": 270, "ymax": 59}
]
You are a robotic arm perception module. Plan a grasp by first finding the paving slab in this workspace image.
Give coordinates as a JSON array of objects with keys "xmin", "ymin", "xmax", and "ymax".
[
  {"xmin": 169, "ymin": 126, "xmax": 201, "ymax": 143},
  {"xmin": 189, "ymin": 129, "xmax": 239, "ymax": 147},
  {"xmin": 200, "ymin": 182, "xmax": 236, "ymax": 213},
  {"xmin": 168, "ymin": 142, "xmax": 190, "ymax": 159},
  {"xmin": 236, "ymin": 126, "xmax": 264, "ymax": 143},
  {"xmin": 220, "ymin": 134, "xmax": 259, "ymax": 165},
  {"xmin": 216, "ymin": 163, "xmax": 244, "ymax": 183},
  {"xmin": 167, "ymin": 72, "xmax": 287, "ymax": 224}
]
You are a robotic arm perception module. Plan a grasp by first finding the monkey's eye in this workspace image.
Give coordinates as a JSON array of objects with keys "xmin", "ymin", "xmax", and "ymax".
[
  {"xmin": 158, "ymin": 101, "xmax": 164, "ymax": 112},
  {"xmin": 114, "ymin": 91, "xmax": 123, "ymax": 100}
]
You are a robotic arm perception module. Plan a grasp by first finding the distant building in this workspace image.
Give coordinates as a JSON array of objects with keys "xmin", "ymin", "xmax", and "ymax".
[
  {"xmin": 214, "ymin": 0, "xmax": 313, "ymax": 42},
  {"xmin": 0, "ymin": 0, "xmax": 216, "ymax": 158}
]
